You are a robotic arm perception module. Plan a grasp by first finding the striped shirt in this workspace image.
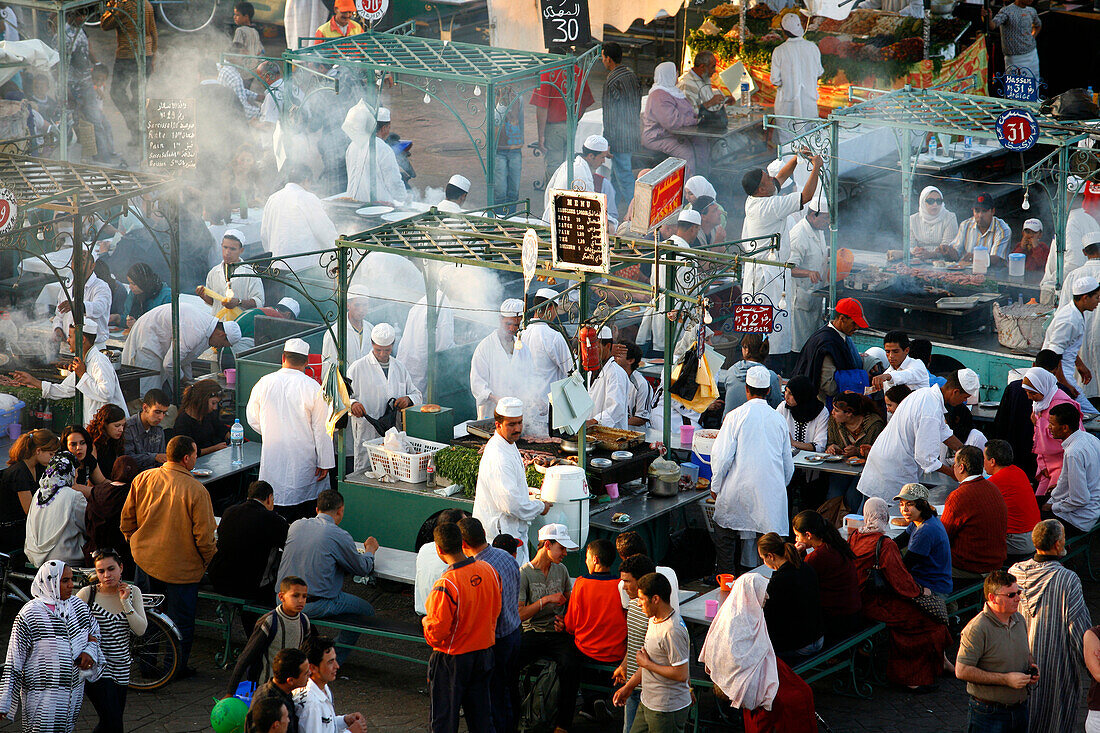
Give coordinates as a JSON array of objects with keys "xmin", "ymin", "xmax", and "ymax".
[
  {"xmin": 953, "ymin": 216, "xmax": 1012, "ymax": 260},
  {"xmin": 76, "ymin": 585, "xmax": 147, "ymax": 685},
  {"xmin": 476, "ymin": 545, "xmax": 521, "ymax": 637},
  {"xmin": 603, "ymin": 64, "xmax": 642, "ymax": 154},
  {"xmin": 624, "ymin": 598, "xmax": 648, "ymax": 678}
]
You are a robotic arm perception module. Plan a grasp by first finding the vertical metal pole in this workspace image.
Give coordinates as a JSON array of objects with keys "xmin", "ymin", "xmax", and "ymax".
[
  {"xmin": 662, "ymin": 258, "xmax": 674, "ymax": 449},
  {"xmin": 58, "ymin": 7, "xmax": 68, "ymax": 160},
  {"xmin": 565, "ymin": 58, "xmax": 576, "ymax": 186},
  {"xmin": 170, "ymin": 198, "xmax": 181, "ymax": 400},
  {"xmin": 72, "ymin": 210, "xmax": 85, "ymax": 424},
  {"xmin": 577, "ymin": 273, "xmax": 588, "ymax": 466},
  {"xmin": 424, "ymin": 266, "xmax": 438, "ymax": 404},
  {"xmin": 901, "ymin": 126, "xmax": 912, "ymax": 268},
  {"xmin": 1056, "ymin": 145, "xmax": 1069, "ymax": 286},
  {"xmin": 368, "ymin": 67, "xmax": 379, "ymax": 202},
  {"xmin": 337, "ymin": 248, "xmax": 348, "ymax": 482},
  {"xmin": 828, "ymin": 121, "xmax": 840, "ymax": 309},
  {"xmin": 136, "ymin": 0, "xmax": 148, "ymax": 164},
  {"xmin": 485, "ymin": 83, "xmax": 496, "ymax": 207}
]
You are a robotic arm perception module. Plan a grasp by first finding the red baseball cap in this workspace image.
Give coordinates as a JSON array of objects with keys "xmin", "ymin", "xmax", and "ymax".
[{"xmin": 835, "ymin": 297, "xmax": 868, "ymax": 328}]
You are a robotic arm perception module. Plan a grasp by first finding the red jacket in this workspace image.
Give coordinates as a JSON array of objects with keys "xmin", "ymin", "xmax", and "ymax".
[
  {"xmin": 989, "ymin": 465, "xmax": 1042, "ymax": 535},
  {"xmin": 942, "ymin": 476, "xmax": 1008, "ymax": 573},
  {"xmin": 423, "ymin": 557, "xmax": 501, "ymax": 655},
  {"xmin": 564, "ymin": 572, "xmax": 626, "ymax": 663}
]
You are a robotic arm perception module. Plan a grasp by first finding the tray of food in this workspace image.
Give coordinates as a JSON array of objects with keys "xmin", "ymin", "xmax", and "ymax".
[{"xmin": 586, "ymin": 425, "xmax": 646, "ymax": 451}]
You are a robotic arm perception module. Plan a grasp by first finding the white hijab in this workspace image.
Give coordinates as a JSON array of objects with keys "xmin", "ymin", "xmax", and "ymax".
[
  {"xmin": 651, "ymin": 62, "xmax": 687, "ymax": 100},
  {"xmin": 910, "ymin": 186, "xmax": 958, "ymax": 248},
  {"xmin": 31, "ymin": 560, "xmax": 74, "ymax": 618},
  {"xmin": 918, "ymin": 186, "xmax": 951, "ymax": 225},
  {"xmin": 860, "ymin": 496, "xmax": 890, "ymax": 534},
  {"xmin": 685, "ymin": 175, "xmax": 717, "ymax": 200},
  {"xmin": 699, "ymin": 573, "xmax": 780, "ymax": 710},
  {"xmin": 1023, "ymin": 366, "xmax": 1060, "ymax": 413}
]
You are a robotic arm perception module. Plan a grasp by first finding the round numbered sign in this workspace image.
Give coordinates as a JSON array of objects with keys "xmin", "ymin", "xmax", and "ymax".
[
  {"xmin": 0, "ymin": 186, "xmax": 17, "ymax": 235},
  {"xmin": 995, "ymin": 109, "xmax": 1039, "ymax": 152},
  {"xmin": 354, "ymin": 0, "xmax": 388, "ymax": 21}
]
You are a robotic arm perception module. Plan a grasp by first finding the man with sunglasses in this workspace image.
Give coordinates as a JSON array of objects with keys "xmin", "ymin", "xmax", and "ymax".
[{"xmin": 956, "ymin": 569, "xmax": 1038, "ymax": 733}]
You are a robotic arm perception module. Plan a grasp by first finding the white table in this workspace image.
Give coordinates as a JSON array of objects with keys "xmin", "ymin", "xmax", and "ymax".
[
  {"xmin": 209, "ymin": 206, "xmax": 264, "ymax": 251},
  {"xmin": 20, "ymin": 247, "xmax": 73, "ymax": 278},
  {"xmin": 681, "ymin": 564, "xmax": 772, "ymax": 627},
  {"xmin": 353, "ymin": 545, "xmax": 417, "ymax": 586}
]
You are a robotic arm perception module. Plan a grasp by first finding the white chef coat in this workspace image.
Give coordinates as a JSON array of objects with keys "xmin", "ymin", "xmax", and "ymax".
[
  {"xmin": 399, "ymin": 293, "xmax": 456, "ymax": 393},
  {"xmin": 741, "ymin": 190, "xmax": 803, "ymax": 355},
  {"xmin": 413, "ymin": 542, "xmax": 448, "ymax": 616},
  {"xmin": 472, "ymin": 432, "xmax": 545, "ymax": 562},
  {"xmin": 321, "ymin": 318, "xmax": 374, "ymax": 371},
  {"xmin": 770, "ymin": 37, "xmax": 823, "ymax": 120},
  {"xmin": 52, "ymin": 273, "xmax": 111, "ymax": 344},
  {"xmin": 856, "ymin": 385, "xmax": 952, "ymax": 501},
  {"xmin": 1043, "ymin": 302, "xmax": 1099, "ymax": 415},
  {"xmin": 639, "ymin": 234, "xmax": 696, "ymax": 352},
  {"xmin": 883, "ymin": 355, "xmax": 931, "ymax": 390},
  {"xmin": 346, "ymin": 352, "xmax": 422, "ymax": 469},
  {"xmin": 435, "ymin": 199, "xmax": 464, "ymax": 214},
  {"xmin": 522, "ymin": 320, "xmax": 572, "ymax": 396},
  {"xmin": 1058, "ymin": 259, "xmax": 1100, "ymax": 308},
  {"xmin": 1059, "ymin": 259, "xmax": 1100, "ymax": 398},
  {"xmin": 710, "ymin": 397, "xmax": 795, "ymax": 535},
  {"xmin": 627, "ymin": 370, "xmax": 653, "ymax": 425},
  {"xmin": 589, "ymin": 358, "xmax": 631, "ymax": 430},
  {"xmin": 260, "ymin": 183, "xmax": 338, "ymax": 259},
  {"xmin": 120, "ymin": 302, "xmax": 218, "ymax": 394},
  {"xmin": 1041, "ymin": 208, "xmax": 1100, "ymax": 293},
  {"xmin": 542, "ymin": 155, "xmax": 595, "ymax": 220},
  {"xmin": 293, "ymin": 678, "xmax": 348, "ymax": 733},
  {"xmin": 246, "ymin": 367, "xmax": 336, "ymax": 507},
  {"xmin": 283, "ymin": 0, "xmax": 327, "ymax": 52},
  {"xmin": 787, "ymin": 216, "xmax": 828, "ymax": 351},
  {"xmin": 469, "ymin": 330, "xmax": 536, "ymax": 419},
  {"xmin": 204, "ymin": 262, "xmax": 265, "ymax": 315},
  {"xmin": 346, "ymin": 136, "xmax": 407, "ymax": 206},
  {"xmin": 41, "ymin": 344, "xmax": 128, "ymax": 422}
]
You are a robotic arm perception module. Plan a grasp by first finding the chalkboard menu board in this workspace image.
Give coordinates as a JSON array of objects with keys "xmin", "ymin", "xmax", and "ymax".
[
  {"xmin": 540, "ymin": 0, "xmax": 592, "ymax": 48},
  {"xmin": 146, "ymin": 98, "xmax": 196, "ymax": 169},
  {"xmin": 550, "ymin": 189, "xmax": 608, "ymax": 274}
]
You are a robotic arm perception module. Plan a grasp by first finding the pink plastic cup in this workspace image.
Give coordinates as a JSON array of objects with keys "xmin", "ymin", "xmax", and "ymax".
[
  {"xmin": 705, "ymin": 599, "xmax": 719, "ymax": 619},
  {"xmin": 605, "ymin": 482, "xmax": 619, "ymax": 499},
  {"xmin": 7, "ymin": 423, "xmax": 19, "ymax": 441},
  {"xmin": 224, "ymin": 368, "xmax": 237, "ymax": 385},
  {"xmin": 679, "ymin": 424, "xmax": 694, "ymax": 447}
]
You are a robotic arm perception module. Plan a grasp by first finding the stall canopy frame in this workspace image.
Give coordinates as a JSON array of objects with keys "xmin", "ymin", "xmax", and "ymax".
[
  {"xmin": 766, "ymin": 81, "xmax": 1098, "ymax": 308},
  {"xmin": 282, "ymin": 31, "xmax": 601, "ymax": 206},
  {"xmin": 0, "ymin": 154, "xmax": 180, "ymax": 414}
]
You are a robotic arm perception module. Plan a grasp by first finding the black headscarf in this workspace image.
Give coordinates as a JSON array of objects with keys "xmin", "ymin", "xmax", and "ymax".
[{"xmin": 785, "ymin": 375, "xmax": 824, "ymax": 423}]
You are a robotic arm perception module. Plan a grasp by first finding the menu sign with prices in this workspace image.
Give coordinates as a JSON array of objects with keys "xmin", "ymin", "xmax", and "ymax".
[
  {"xmin": 540, "ymin": 0, "xmax": 592, "ymax": 47},
  {"xmin": 629, "ymin": 157, "xmax": 686, "ymax": 234},
  {"xmin": 733, "ymin": 304, "xmax": 774, "ymax": 333},
  {"xmin": 146, "ymin": 98, "xmax": 197, "ymax": 169},
  {"xmin": 550, "ymin": 189, "xmax": 608, "ymax": 274}
]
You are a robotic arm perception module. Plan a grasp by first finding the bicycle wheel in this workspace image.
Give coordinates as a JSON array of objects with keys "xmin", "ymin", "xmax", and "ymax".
[
  {"xmin": 156, "ymin": 0, "xmax": 218, "ymax": 32},
  {"xmin": 128, "ymin": 610, "xmax": 181, "ymax": 692}
]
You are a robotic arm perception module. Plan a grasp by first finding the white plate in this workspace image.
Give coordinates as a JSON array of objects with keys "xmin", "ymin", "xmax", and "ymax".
[
  {"xmin": 380, "ymin": 211, "xmax": 415, "ymax": 222},
  {"xmin": 356, "ymin": 206, "xmax": 395, "ymax": 217}
]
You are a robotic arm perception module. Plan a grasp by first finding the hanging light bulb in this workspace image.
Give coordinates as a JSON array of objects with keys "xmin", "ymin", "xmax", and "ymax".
[
  {"xmin": 1021, "ymin": 189, "xmax": 1031, "ymax": 211},
  {"xmin": 423, "ymin": 93, "xmax": 431, "ymax": 104},
  {"xmin": 474, "ymin": 85, "xmax": 481, "ymax": 96}
]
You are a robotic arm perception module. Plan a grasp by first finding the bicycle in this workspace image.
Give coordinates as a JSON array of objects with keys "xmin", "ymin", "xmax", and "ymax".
[{"xmin": 0, "ymin": 553, "xmax": 182, "ymax": 692}]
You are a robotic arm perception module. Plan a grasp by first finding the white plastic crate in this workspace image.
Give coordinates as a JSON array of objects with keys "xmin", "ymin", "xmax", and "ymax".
[{"xmin": 362, "ymin": 435, "xmax": 449, "ymax": 483}]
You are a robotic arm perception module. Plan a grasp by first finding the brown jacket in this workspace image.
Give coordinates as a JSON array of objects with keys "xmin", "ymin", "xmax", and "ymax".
[
  {"xmin": 120, "ymin": 462, "xmax": 216, "ymax": 583},
  {"xmin": 101, "ymin": 0, "xmax": 158, "ymax": 59}
]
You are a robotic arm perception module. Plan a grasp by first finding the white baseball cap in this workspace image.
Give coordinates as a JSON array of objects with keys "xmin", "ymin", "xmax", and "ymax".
[
  {"xmin": 221, "ymin": 319, "xmax": 242, "ymax": 345},
  {"xmin": 277, "ymin": 297, "xmax": 301, "ymax": 318},
  {"xmin": 496, "ymin": 396, "xmax": 524, "ymax": 417},
  {"xmin": 1072, "ymin": 275, "xmax": 1100, "ymax": 295},
  {"xmin": 538, "ymin": 523, "xmax": 579, "ymax": 549},
  {"xmin": 284, "ymin": 337, "xmax": 310, "ymax": 356},
  {"xmin": 678, "ymin": 209, "xmax": 701, "ymax": 226},
  {"xmin": 376, "ymin": 107, "xmax": 391, "ymax": 123},
  {"xmin": 447, "ymin": 174, "xmax": 471, "ymax": 193},
  {"xmin": 371, "ymin": 322, "xmax": 396, "ymax": 346},
  {"xmin": 583, "ymin": 134, "xmax": 609, "ymax": 152},
  {"xmin": 746, "ymin": 365, "xmax": 771, "ymax": 389},
  {"xmin": 957, "ymin": 368, "xmax": 981, "ymax": 396},
  {"xmin": 1022, "ymin": 218, "xmax": 1043, "ymax": 232},
  {"xmin": 500, "ymin": 298, "xmax": 523, "ymax": 317}
]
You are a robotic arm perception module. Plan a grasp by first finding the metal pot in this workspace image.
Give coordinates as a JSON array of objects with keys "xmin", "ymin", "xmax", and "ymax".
[
  {"xmin": 648, "ymin": 471, "xmax": 680, "ymax": 497},
  {"xmin": 559, "ymin": 435, "xmax": 595, "ymax": 454}
]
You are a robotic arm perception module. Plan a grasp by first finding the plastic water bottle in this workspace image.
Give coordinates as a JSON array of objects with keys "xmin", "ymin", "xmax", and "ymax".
[
  {"xmin": 230, "ymin": 419, "xmax": 244, "ymax": 465},
  {"xmin": 741, "ymin": 82, "xmax": 750, "ymax": 107},
  {"xmin": 928, "ymin": 136, "xmax": 938, "ymax": 159},
  {"xmin": 964, "ymin": 136, "xmax": 973, "ymax": 156}
]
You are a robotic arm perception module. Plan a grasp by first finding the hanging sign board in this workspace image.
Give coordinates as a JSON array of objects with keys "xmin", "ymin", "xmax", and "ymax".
[
  {"xmin": 1001, "ymin": 73, "xmax": 1039, "ymax": 103},
  {"xmin": 550, "ymin": 189, "xmax": 608, "ymax": 274},
  {"xmin": 629, "ymin": 157, "xmax": 686, "ymax": 234},
  {"xmin": 995, "ymin": 109, "xmax": 1039, "ymax": 152},
  {"xmin": 540, "ymin": 0, "xmax": 592, "ymax": 48},
  {"xmin": 0, "ymin": 186, "xmax": 17, "ymax": 235},
  {"xmin": 733, "ymin": 303, "xmax": 775, "ymax": 333},
  {"xmin": 354, "ymin": 0, "xmax": 389, "ymax": 22},
  {"xmin": 146, "ymin": 98, "xmax": 197, "ymax": 169}
]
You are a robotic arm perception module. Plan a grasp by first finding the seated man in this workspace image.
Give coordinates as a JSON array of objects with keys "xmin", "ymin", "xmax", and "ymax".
[
  {"xmin": 122, "ymin": 389, "xmax": 169, "ymax": 469},
  {"xmin": 942, "ymin": 445, "xmax": 1008, "ymax": 579},
  {"xmin": 1045, "ymin": 402, "xmax": 1100, "ymax": 537},
  {"xmin": 949, "ymin": 192, "xmax": 1012, "ymax": 265},
  {"xmin": 984, "ymin": 439, "xmax": 1041, "ymax": 564},
  {"xmin": 1012, "ymin": 218, "xmax": 1049, "ymax": 271},
  {"xmin": 414, "ymin": 509, "xmax": 466, "ymax": 616}
]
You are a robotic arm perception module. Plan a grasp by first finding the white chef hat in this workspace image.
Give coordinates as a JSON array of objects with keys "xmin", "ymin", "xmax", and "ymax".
[
  {"xmin": 284, "ymin": 337, "xmax": 310, "ymax": 356},
  {"xmin": 500, "ymin": 298, "xmax": 524, "ymax": 317},
  {"xmin": 583, "ymin": 134, "xmax": 609, "ymax": 153},
  {"xmin": 597, "ymin": 325, "xmax": 613, "ymax": 340},
  {"xmin": 376, "ymin": 107, "xmax": 391, "ymax": 123},
  {"xmin": 809, "ymin": 190, "xmax": 829, "ymax": 214},
  {"xmin": 677, "ymin": 209, "xmax": 701, "ymax": 226},
  {"xmin": 746, "ymin": 365, "xmax": 771, "ymax": 389},
  {"xmin": 222, "ymin": 228, "xmax": 246, "ymax": 244},
  {"xmin": 79, "ymin": 318, "xmax": 98, "ymax": 336},
  {"xmin": 371, "ymin": 322, "xmax": 396, "ymax": 346},
  {"xmin": 1083, "ymin": 231, "xmax": 1100, "ymax": 250},
  {"xmin": 1022, "ymin": 218, "xmax": 1043, "ymax": 232},
  {"xmin": 221, "ymin": 319, "xmax": 242, "ymax": 346},
  {"xmin": 535, "ymin": 287, "xmax": 557, "ymax": 300},
  {"xmin": 348, "ymin": 284, "xmax": 369, "ymax": 301},
  {"xmin": 448, "ymin": 175, "xmax": 471, "ymax": 193},
  {"xmin": 1072, "ymin": 274, "xmax": 1100, "ymax": 295},
  {"xmin": 277, "ymin": 297, "xmax": 301, "ymax": 318},
  {"xmin": 957, "ymin": 368, "xmax": 981, "ymax": 396},
  {"xmin": 496, "ymin": 397, "xmax": 524, "ymax": 417}
]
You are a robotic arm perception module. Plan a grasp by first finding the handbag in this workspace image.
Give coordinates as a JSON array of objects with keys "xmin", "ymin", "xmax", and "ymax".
[
  {"xmin": 696, "ymin": 105, "xmax": 728, "ymax": 130},
  {"xmin": 865, "ymin": 536, "xmax": 890, "ymax": 594},
  {"xmin": 911, "ymin": 589, "xmax": 949, "ymax": 626}
]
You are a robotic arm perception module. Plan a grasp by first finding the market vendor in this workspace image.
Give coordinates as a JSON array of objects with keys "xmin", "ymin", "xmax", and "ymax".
[
  {"xmin": 1041, "ymin": 178, "xmax": 1100, "ymax": 303},
  {"xmin": 198, "ymin": 231, "xmax": 265, "ymax": 317},
  {"xmin": 523, "ymin": 288, "xmax": 572, "ymax": 409},
  {"xmin": 10, "ymin": 320, "xmax": 128, "ymax": 421},
  {"xmin": 616, "ymin": 340, "xmax": 653, "ymax": 428},
  {"xmin": 676, "ymin": 51, "xmax": 730, "ymax": 113},
  {"xmin": 771, "ymin": 13, "xmax": 824, "ymax": 144},
  {"xmin": 792, "ymin": 297, "xmax": 868, "ymax": 404},
  {"xmin": 692, "ymin": 195, "xmax": 726, "ymax": 246},
  {"xmin": 541, "ymin": 135, "xmax": 610, "ymax": 219},
  {"xmin": 639, "ymin": 209, "xmax": 701, "ymax": 353},
  {"xmin": 949, "ymin": 193, "xmax": 1012, "ymax": 265},
  {"xmin": 1042, "ymin": 275, "xmax": 1100, "ymax": 417},
  {"xmin": 1011, "ymin": 218, "xmax": 1050, "ymax": 272},
  {"xmin": 909, "ymin": 186, "xmax": 959, "ymax": 253},
  {"xmin": 470, "ymin": 299, "xmax": 534, "ymax": 419},
  {"xmin": 322, "ymin": 285, "xmax": 373, "ymax": 370},
  {"xmin": 471, "ymin": 397, "xmax": 552, "ymax": 562},
  {"xmin": 871, "ymin": 331, "xmax": 930, "ymax": 391},
  {"xmin": 344, "ymin": 104, "xmax": 407, "ymax": 206},
  {"xmin": 586, "ymin": 325, "xmax": 630, "ymax": 431},
  {"xmin": 399, "ymin": 280, "xmax": 456, "ymax": 394},
  {"xmin": 314, "ymin": 0, "xmax": 364, "ymax": 39},
  {"xmin": 436, "ymin": 175, "xmax": 470, "ymax": 214},
  {"xmin": 347, "ymin": 323, "xmax": 422, "ymax": 469},
  {"xmin": 260, "ymin": 165, "xmax": 339, "ymax": 259},
  {"xmin": 1059, "ymin": 232, "xmax": 1100, "ymax": 308},
  {"xmin": 52, "ymin": 253, "xmax": 111, "ymax": 346},
  {"xmin": 788, "ymin": 192, "xmax": 829, "ymax": 351}
]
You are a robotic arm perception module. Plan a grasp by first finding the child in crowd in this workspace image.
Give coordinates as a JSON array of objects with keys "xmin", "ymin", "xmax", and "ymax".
[
  {"xmin": 613, "ymin": 553, "xmax": 657, "ymax": 733},
  {"xmin": 223, "ymin": 575, "xmax": 314, "ymax": 697},
  {"xmin": 616, "ymin": 531, "xmax": 681, "ymax": 610},
  {"xmin": 232, "ymin": 1, "xmax": 265, "ymax": 58}
]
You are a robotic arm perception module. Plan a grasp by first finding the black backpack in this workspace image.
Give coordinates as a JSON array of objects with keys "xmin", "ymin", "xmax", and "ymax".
[{"xmin": 517, "ymin": 659, "xmax": 560, "ymax": 733}]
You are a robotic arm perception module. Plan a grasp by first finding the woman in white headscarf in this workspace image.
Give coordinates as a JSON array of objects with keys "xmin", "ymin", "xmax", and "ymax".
[
  {"xmin": 1022, "ymin": 366, "xmax": 1081, "ymax": 495},
  {"xmin": 642, "ymin": 62, "xmax": 705, "ymax": 176},
  {"xmin": 0, "ymin": 560, "xmax": 102, "ymax": 732},
  {"xmin": 24, "ymin": 451, "xmax": 87, "ymax": 568},
  {"xmin": 910, "ymin": 186, "xmax": 960, "ymax": 253},
  {"xmin": 700, "ymin": 573, "xmax": 778, "ymax": 708}
]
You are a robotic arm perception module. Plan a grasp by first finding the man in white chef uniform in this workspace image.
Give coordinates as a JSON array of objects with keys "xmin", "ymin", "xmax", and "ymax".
[
  {"xmin": 472, "ymin": 397, "xmax": 552, "ymax": 562},
  {"xmin": 541, "ymin": 134, "xmax": 611, "ymax": 221},
  {"xmin": 1043, "ymin": 274, "xmax": 1100, "ymax": 416},
  {"xmin": 1058, "ymin": 233, "xmax": 1100, "ymax": 398},
  {"xmin": 436, "ymin": 175, "xmax": 470, "ymax": 214},
  {"xmin": 198, "ymin": 230, "xmax": 265, "ymax": 316},
  {"xmin": 709, "ymin": 365, "xmax": 795, "ymax": 573},
  {"xmin": 52, "ymin": 253, "xmax": 111, "ymax": 345},
  {"xmin": 740, "ymin": 152, "xmax": 823, "ymax": 368},
  {"xmin": 12, "ymin": 319, "xmax": 128, "ymax": 421},
  {"xmin": 856, "ymin": 369, "xmax": 978, "ymax": 503},
  {"xmin": 399, "ymin": 286, "xmax": 456, "ymax": 394},
  {"xmin": 770, "ymin": 13, "xmax": 823, "ymax": 144},
  {"xmin": 586, "ymin": 326, "xmax": 631, "ymax": 431},
  {"xmin": 247, "ymin": 338, "xmax": 336, "ymax": 522},
  {"xmin": 261, "ymin": 166, "xmax": 339, "ymax": 259},
  {"xmin": 522, "ymin": 288, "xmax": 573, "ymax": 423},
  {"xmin": 1041, "ymin": 177, "xmax": 1100, "ymax": 304},
  {"xmin": 470, "ymin": 299, "xmax": 534, "ymax": 419},
  {"xmin": 787, "ymin": 192, "xmax": 829, "ymax": 351},
  {"xmin": 343, "ymin": 103, "xmax": 407, "ymax": 206},
  {"xmin": 321, "ymin": 286, "xmax": 373, "ymax": 370},
  {"xmin": 347, "ymin": 323, "xmax": 422, "ymax": 470},
  {"xmin": 121, "ymin": 302, "xmax": 242, "ymax": 396}
]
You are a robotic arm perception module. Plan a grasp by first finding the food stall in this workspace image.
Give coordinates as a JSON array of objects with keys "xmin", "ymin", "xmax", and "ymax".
[{"xmin": 688, "ymin": 4, "xmax": 984, "ymax": 114}]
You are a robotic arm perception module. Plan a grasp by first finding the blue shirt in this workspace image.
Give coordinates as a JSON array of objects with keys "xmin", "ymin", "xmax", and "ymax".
[
  {"xmin": 476, "ymin": 545, "xmax": 521, "ymax": 637},
  {"xmin": 277, "ymin": 514, "xmax": 374, "ymax": 601},
  {"xmin": 906, "ymin": 515, "xmax": 952, "ymax": 595}
]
